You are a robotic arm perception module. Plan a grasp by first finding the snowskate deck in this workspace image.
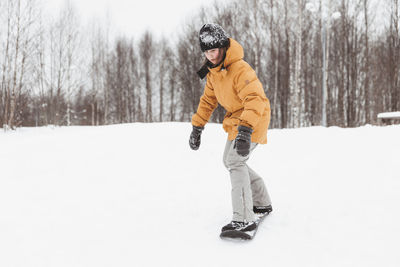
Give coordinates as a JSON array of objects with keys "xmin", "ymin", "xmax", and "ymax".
[
  {"xmin": 220, "ymin": 228, "xmax": 257, "ymax": 240},
  {"xmin": 219, "ymin": 213, "xmax": 269, "ymax": 241},
  {"xmin": 220, "ymin": 229, "xmax": 253, "ymax": 240}
]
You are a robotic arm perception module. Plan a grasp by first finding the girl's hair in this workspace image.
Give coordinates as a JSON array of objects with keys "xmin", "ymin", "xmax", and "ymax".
[
  {"xmin": 204, "ymin": 46, "xmax": 228, "ymax": 64},
  {"xmin": 197, "ymin": 47, "xmax": 229, "ymax": 79}
]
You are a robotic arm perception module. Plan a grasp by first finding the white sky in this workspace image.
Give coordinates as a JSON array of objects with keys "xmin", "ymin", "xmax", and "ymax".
[
  {"xmin": 40, "ymin": 0, "xmax": 390, "ymax": 40},
  {"xmin": 42, "ymin": 0, "xmax": 226, "ymax": 38}
]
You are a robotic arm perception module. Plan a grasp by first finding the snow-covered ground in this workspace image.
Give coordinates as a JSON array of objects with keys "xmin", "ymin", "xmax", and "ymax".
[
  {"xmin": 377, "ymin": 111, "xmax": 400, "ymax": 119},
  {"xmin": 1, "ymin": 123, "xmax": 399, "ymax": 267}
]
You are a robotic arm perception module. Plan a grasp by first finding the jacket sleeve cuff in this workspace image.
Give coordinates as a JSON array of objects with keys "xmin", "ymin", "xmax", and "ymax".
[
  {"xmin": 191, "ymin": 113, "xmax": 207, "ymax": 128},
  {"xmin": 239, "ymin": 121, "xmax": 253, "ymax": 129}
]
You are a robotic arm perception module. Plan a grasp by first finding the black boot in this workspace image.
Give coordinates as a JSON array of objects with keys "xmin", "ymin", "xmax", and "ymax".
[
  {"xmin": 221, "ymin": 221, "xmax": 257, "ymax": 232},
  {"xmin": 253, "ymin": 205, "xmax": 273, "ymax": 215}
]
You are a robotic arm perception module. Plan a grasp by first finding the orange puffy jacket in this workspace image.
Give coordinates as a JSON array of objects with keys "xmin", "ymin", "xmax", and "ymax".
[{"xmin": 191, "ymin": 38, "xmax": 271, "ymax": 144}]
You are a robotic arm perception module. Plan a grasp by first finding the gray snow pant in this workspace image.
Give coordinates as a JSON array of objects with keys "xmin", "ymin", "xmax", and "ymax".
[{"xmin": 223, "ymin": 139, "xmax": 272, "ymax": 222}]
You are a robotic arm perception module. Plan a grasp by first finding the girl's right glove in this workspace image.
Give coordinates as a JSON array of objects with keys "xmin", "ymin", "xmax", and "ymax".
[
  {"xmin": 189, "ymin": 125, "xmax": 204, "ymax": 150},
  {"xmin": 234, "ymin": 125, "xmax": 253, "ymax": 157}
]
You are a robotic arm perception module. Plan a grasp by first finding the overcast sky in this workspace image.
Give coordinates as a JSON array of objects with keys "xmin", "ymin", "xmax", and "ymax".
[
  {"xmin": 42, "ymin": 0, "xmax": 226, "ymax": 38},
  {"xmin": 40, "ymin": 0, "xmax": 389, "ymax": 40}
]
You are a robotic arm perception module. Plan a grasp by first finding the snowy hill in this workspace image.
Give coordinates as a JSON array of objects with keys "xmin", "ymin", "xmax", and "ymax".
[{"xmin": 1, "ymin": 123, "xmax": 399, "ymax": 267}]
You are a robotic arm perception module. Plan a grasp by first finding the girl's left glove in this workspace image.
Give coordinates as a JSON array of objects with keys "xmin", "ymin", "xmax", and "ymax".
[
  {"xmin": 189, "ymin": 125, "xmax": 204, "ymax": 150},
  {"xmin": 234, "ymin": 125, "xmax": 253, "ymax": 157}
]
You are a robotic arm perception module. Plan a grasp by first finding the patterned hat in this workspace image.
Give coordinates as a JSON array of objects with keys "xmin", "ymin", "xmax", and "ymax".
[{"xmin": 199, "ymin": 23, "xmax": 229, "ymax": 52}]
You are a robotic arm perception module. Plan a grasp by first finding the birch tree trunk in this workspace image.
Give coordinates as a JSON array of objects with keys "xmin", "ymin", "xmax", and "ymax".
[
  {"xmin": 139, "ymin": 31, "xmax": 154, "ymax": 123},
  {"xmin": 7, "ymin": 0, "xmax": 21, "ymax": 129},
  {"xmin": 363, "ymin": 0, "xmax": 371, "ymax": 123},
  {"xmin": 293, "ymin": 0, "xmax": 303, "ymax": 128},
  {"xmin": 6, "ymin": 0, "xmax": 36, "ymax": 129},
  {"xmin": 1, "ymin": 1, "xmax": 13, "ymax": 129}
]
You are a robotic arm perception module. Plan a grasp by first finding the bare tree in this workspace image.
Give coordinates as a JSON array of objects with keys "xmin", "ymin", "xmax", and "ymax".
[
  {"xmin": 89, "ymin": 21, "xmax": 109, "ymax": 125},
  {"xmin": 1, "ymin": 0, "xmax": 13, "ymax": 128},
  {"xmin": 388, "ymin": 0, "xmax": 399, "ymax": 112},
  {"xmin": 34, "ymin": 9, "xmax": 49, "ymax": 126},
  {"xmin": 292, "ymin": 0, "xmax": 304, "ymax": 128},
  {"xmin": 47, "ymin": 1, "xmax": 82, "ymax": 126},
  {"xmin": 169, "ymin": 62, "xmax": 178, "ymax": 121},
  {"xmin": 127, "ymin": 42, "xmax": 138, "ymax": 122},
  {"xmin": 64, "ymin": 3, "xmax": 82, "ymax": 126},
  {"xmin": 157, "ymin": 39, "xmax": 175, "ymax": 122},
  {"xmin": 139, "ymin": 31, "xmax": 155, "ymax": 123},
  {"xmin": 115, "ymin": 38, "xmax": 129, "ymax": 123},
  {"xmin": 281, "ymin": 0, "xmax": 292, "ymax": 128},
  {"xmin": 1, "ymin": 0, "xmax": 38, "ymax": 129},
  {"xmin": 363, "ymin": 0, "xmax": 371, "ymax": 123}
]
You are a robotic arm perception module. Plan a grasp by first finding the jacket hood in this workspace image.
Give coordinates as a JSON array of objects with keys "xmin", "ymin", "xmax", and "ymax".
[
  {"xmin": 208, "ymin": 38, "xmax": 244, "ymax": 73},
  {"xmin": 223, "ymin": 38, "xmax": 244, "ymax": 67}
]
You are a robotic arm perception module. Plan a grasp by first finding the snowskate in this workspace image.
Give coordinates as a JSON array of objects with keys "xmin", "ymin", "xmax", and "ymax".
[{"xmin": 220, "ymin": 205, "xmax": 272, "ymax": 241}]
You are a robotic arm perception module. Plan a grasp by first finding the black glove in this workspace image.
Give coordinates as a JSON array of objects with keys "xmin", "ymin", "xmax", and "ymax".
[
  {"xmin": 189, "ymin": 125, "xmax": 204, "ymax": 150},
  {"xmin": 234, "ymin": 125, "xmax": 253, "ymax": 157}
]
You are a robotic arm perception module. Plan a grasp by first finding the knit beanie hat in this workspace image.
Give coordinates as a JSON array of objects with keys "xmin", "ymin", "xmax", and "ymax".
[{"xmin": 199, "ymin": 23, "xmax": 229, "ymax": 52}]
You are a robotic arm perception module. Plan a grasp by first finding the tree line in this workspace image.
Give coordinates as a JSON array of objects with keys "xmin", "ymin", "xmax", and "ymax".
[{"xmin": 1, "ymin": 0, "xmax": 399, "ymax": 130}]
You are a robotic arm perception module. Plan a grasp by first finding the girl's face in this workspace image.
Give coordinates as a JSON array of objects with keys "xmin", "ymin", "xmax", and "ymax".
[{"xmin": 204, "ymin": 48, "xmax": 224, "ymax": 66}]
